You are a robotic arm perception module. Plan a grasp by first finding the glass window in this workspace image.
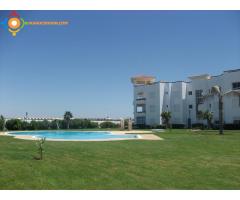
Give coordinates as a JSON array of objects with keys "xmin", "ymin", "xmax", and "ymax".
[
  {"xmin": 136, "ymin": 117, "xmax": 146, "ymax": 125},
  {"xmin": 189, "ymin": 105, "xmax": 193, "ymax": 109},
  {"xmin": 136, "ymin": 92, "xmax": 145, "ymax": 100},
  {"xmin": 232, "ymin": 82, "xmax": 240, "ymax": 90},
  {"xmin": 195, "ymin": 89, "xmax": 203, "ymax": 118},
  {"xmin": 195, "ymin": 90, "xmax": 203, "ymax": 104},
  {"xmin": 188, "ymin": 91, "xmax": 192, "ymax": 95},
  {"xmin": 136, "ymin": 104, "xmax": 145, "ymax": 113},
  {"xmin": 137, "ymin": 106, "xmax": 143, "ymax": 113}
]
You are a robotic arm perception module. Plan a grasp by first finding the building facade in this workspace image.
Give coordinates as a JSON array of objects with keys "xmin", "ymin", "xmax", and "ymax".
[{"xmin": 132, "ymin": 69, "xmax": 240, "ymax": 127}]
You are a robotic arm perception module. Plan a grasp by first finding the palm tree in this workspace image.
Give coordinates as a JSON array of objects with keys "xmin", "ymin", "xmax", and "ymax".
[
  {"xmin": 204, "ymin": 85, "xmax": 240, "ymax": 134},
  {"xmin": 161, "ymin": 111, "xmax": 171, "ymax": 129},
  {"xmin": 64, "ymin": 111, "xmax": 73, "ymax": 129},
  {"xmin": 211, "ymin": 86, "xmax": 224, "ymax": 134}
]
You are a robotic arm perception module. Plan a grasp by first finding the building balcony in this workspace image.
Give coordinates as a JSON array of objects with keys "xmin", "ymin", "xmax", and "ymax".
[{"xmin": 136, "ymin": 97, "xmax": 146, "ymax": 101}]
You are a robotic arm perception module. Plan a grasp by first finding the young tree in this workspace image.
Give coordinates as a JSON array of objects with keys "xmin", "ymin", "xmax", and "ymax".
[
  {"xmin": 64, "ymin": 111, "xmax": 73, "ymax": 129},
  {"xmin": 34, "ymin": 137, "xmax": 46, "ymax": 160},
  {"xmin": 161, "ymin": 111, "xmax": 171, "ymax": 129}
]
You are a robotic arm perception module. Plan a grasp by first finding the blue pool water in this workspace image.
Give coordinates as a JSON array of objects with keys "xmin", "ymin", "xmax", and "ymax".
[{"xmin": 9, "ymin": 131, "xmax": 138, "ymax": 140}]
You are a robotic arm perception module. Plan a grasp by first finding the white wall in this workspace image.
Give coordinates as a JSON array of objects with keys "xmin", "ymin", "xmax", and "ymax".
[{"xmin": 133, "ymin": 69, "xmax": 240, "ymax": 126}]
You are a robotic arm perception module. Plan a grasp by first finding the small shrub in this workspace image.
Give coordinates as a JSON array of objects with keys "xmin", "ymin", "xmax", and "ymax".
[
  {"xmin": 100, "ymin": 121, "xmax": 119, "ymax": 128},
  {"xmin": 21, "ymin": 121, "xmax": 31, "ymax": 130},
  {"xmin": 37, "ymin": 120, "xmax": 50, "ymax": 130},
  {"xmin": 192, "ymin": 123, "xmax": 204, "ymax": 129},
  {"xmin": 5, "ymin": 119, "xmax": 22, "ymax": 130},
  {"xmin": 171, "ymin": 124, "xmax": 185, "ymax": 129},
  {"xmin": 50, "ymin": 120, "xmax": 60, "ymax": 129}
]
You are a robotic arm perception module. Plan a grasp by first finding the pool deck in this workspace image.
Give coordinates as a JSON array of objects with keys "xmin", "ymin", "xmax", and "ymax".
[{"xmin": 0, "ymin": 130, "xmax": 163, "ymax": 141}]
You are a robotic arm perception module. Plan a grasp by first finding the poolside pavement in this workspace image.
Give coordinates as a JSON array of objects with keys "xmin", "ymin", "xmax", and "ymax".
[{"xmin": 0, "ymin": 132, "xmax": 6, "ymax": 136}]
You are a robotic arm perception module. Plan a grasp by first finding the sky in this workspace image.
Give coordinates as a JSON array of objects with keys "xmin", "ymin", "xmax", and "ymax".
[{"xmin": 0, "ymin": 10, "xmax": 240, "ymax": 118}]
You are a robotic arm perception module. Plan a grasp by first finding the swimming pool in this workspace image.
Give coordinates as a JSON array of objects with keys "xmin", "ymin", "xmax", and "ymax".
[{"xmin": 8, "ymin": 131, "xmax": 139, "ymax": 141}]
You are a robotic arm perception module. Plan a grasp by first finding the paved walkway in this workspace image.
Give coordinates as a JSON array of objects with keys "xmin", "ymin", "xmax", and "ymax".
[
  {"xmin": 139, "ymin": 134, "xmax": 163, "ymax": 140},
  {"xmin": 0, "ymin": 132, "xmax": 6, "ymax": 136}
]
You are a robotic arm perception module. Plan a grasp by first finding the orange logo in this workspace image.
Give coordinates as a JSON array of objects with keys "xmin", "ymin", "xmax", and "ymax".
[{"xmin": 0, "ymin": 11, "xmax": 69, "ymax": 37}]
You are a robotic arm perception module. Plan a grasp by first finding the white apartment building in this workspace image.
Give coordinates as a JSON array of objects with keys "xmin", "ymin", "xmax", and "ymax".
[{"xmin": 131, "ymin": 69, "xmax": 240, "ymax": 127}]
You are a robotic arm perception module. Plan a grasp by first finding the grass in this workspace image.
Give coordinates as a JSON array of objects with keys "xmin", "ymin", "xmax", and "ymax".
[{"xmin": 0, "ymin": 129, "xmax": 240, "ymax": 189}]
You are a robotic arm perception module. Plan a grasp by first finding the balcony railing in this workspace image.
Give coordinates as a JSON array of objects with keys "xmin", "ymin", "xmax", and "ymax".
[{"xmin": 136, "ymin": 97, "xmax": 146, "ymax": 101}]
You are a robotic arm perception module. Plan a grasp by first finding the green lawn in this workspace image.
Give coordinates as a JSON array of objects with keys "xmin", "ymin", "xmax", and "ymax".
[{"xmin": 0, "ymin": 129, "xmax": 240, "ymax": 189}]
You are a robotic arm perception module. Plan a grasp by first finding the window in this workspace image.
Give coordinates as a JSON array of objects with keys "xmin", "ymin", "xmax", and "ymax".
[
  {"xmin": 189, "ymin": 105, "xmax": 192, "ymax": 109},
  {"xmin": 195, "ymin": 89, "xmax": 203, "ymax": 118},
  {"xmin": 239, "ymin": 96, "xmax": 240, "ymax": 107},
  {"xmin": 136, "ymin": 97, "xmax": 146, "ymax": 100},
  {"xmin": 136, "ymin": 104, "xmax": 146, "ymax": 113},
  {"xmin": 188, "ymin": 91, "xmax": 192, "ymax": 95},
  {"xmin": 136, "ymin": 92, "xmax": 145, "ymax": 100},
  {"xmin": 136, "ymin": 106, "xmax": 143, "ymax": 113},
  {"xmin": 136, "ymin": 117, "xmax": 146, "ymax": 125},
  {"xmin": 195, "ymin": 90, "xmax": 203, "ymax": 104},
  {"xmin": 165, "ymin": 91, "xmax": 168, "ymax": 95},
  {"xmin": 232, "ymin": 82, "xmax": 240, "ymax": 90}
]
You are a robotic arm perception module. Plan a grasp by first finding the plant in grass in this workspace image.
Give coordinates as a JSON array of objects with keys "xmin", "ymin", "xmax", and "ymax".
[
  {"xmin": 34, "ymin": 137, "xmax": 46, "ymax": 160},
  {"xmin": 161, "ymin": 111, "xmax": 172, "ymax": 129},
  {"xmin": 198, "ymin": 110, "xmax": 213, "ymax": 129}
]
